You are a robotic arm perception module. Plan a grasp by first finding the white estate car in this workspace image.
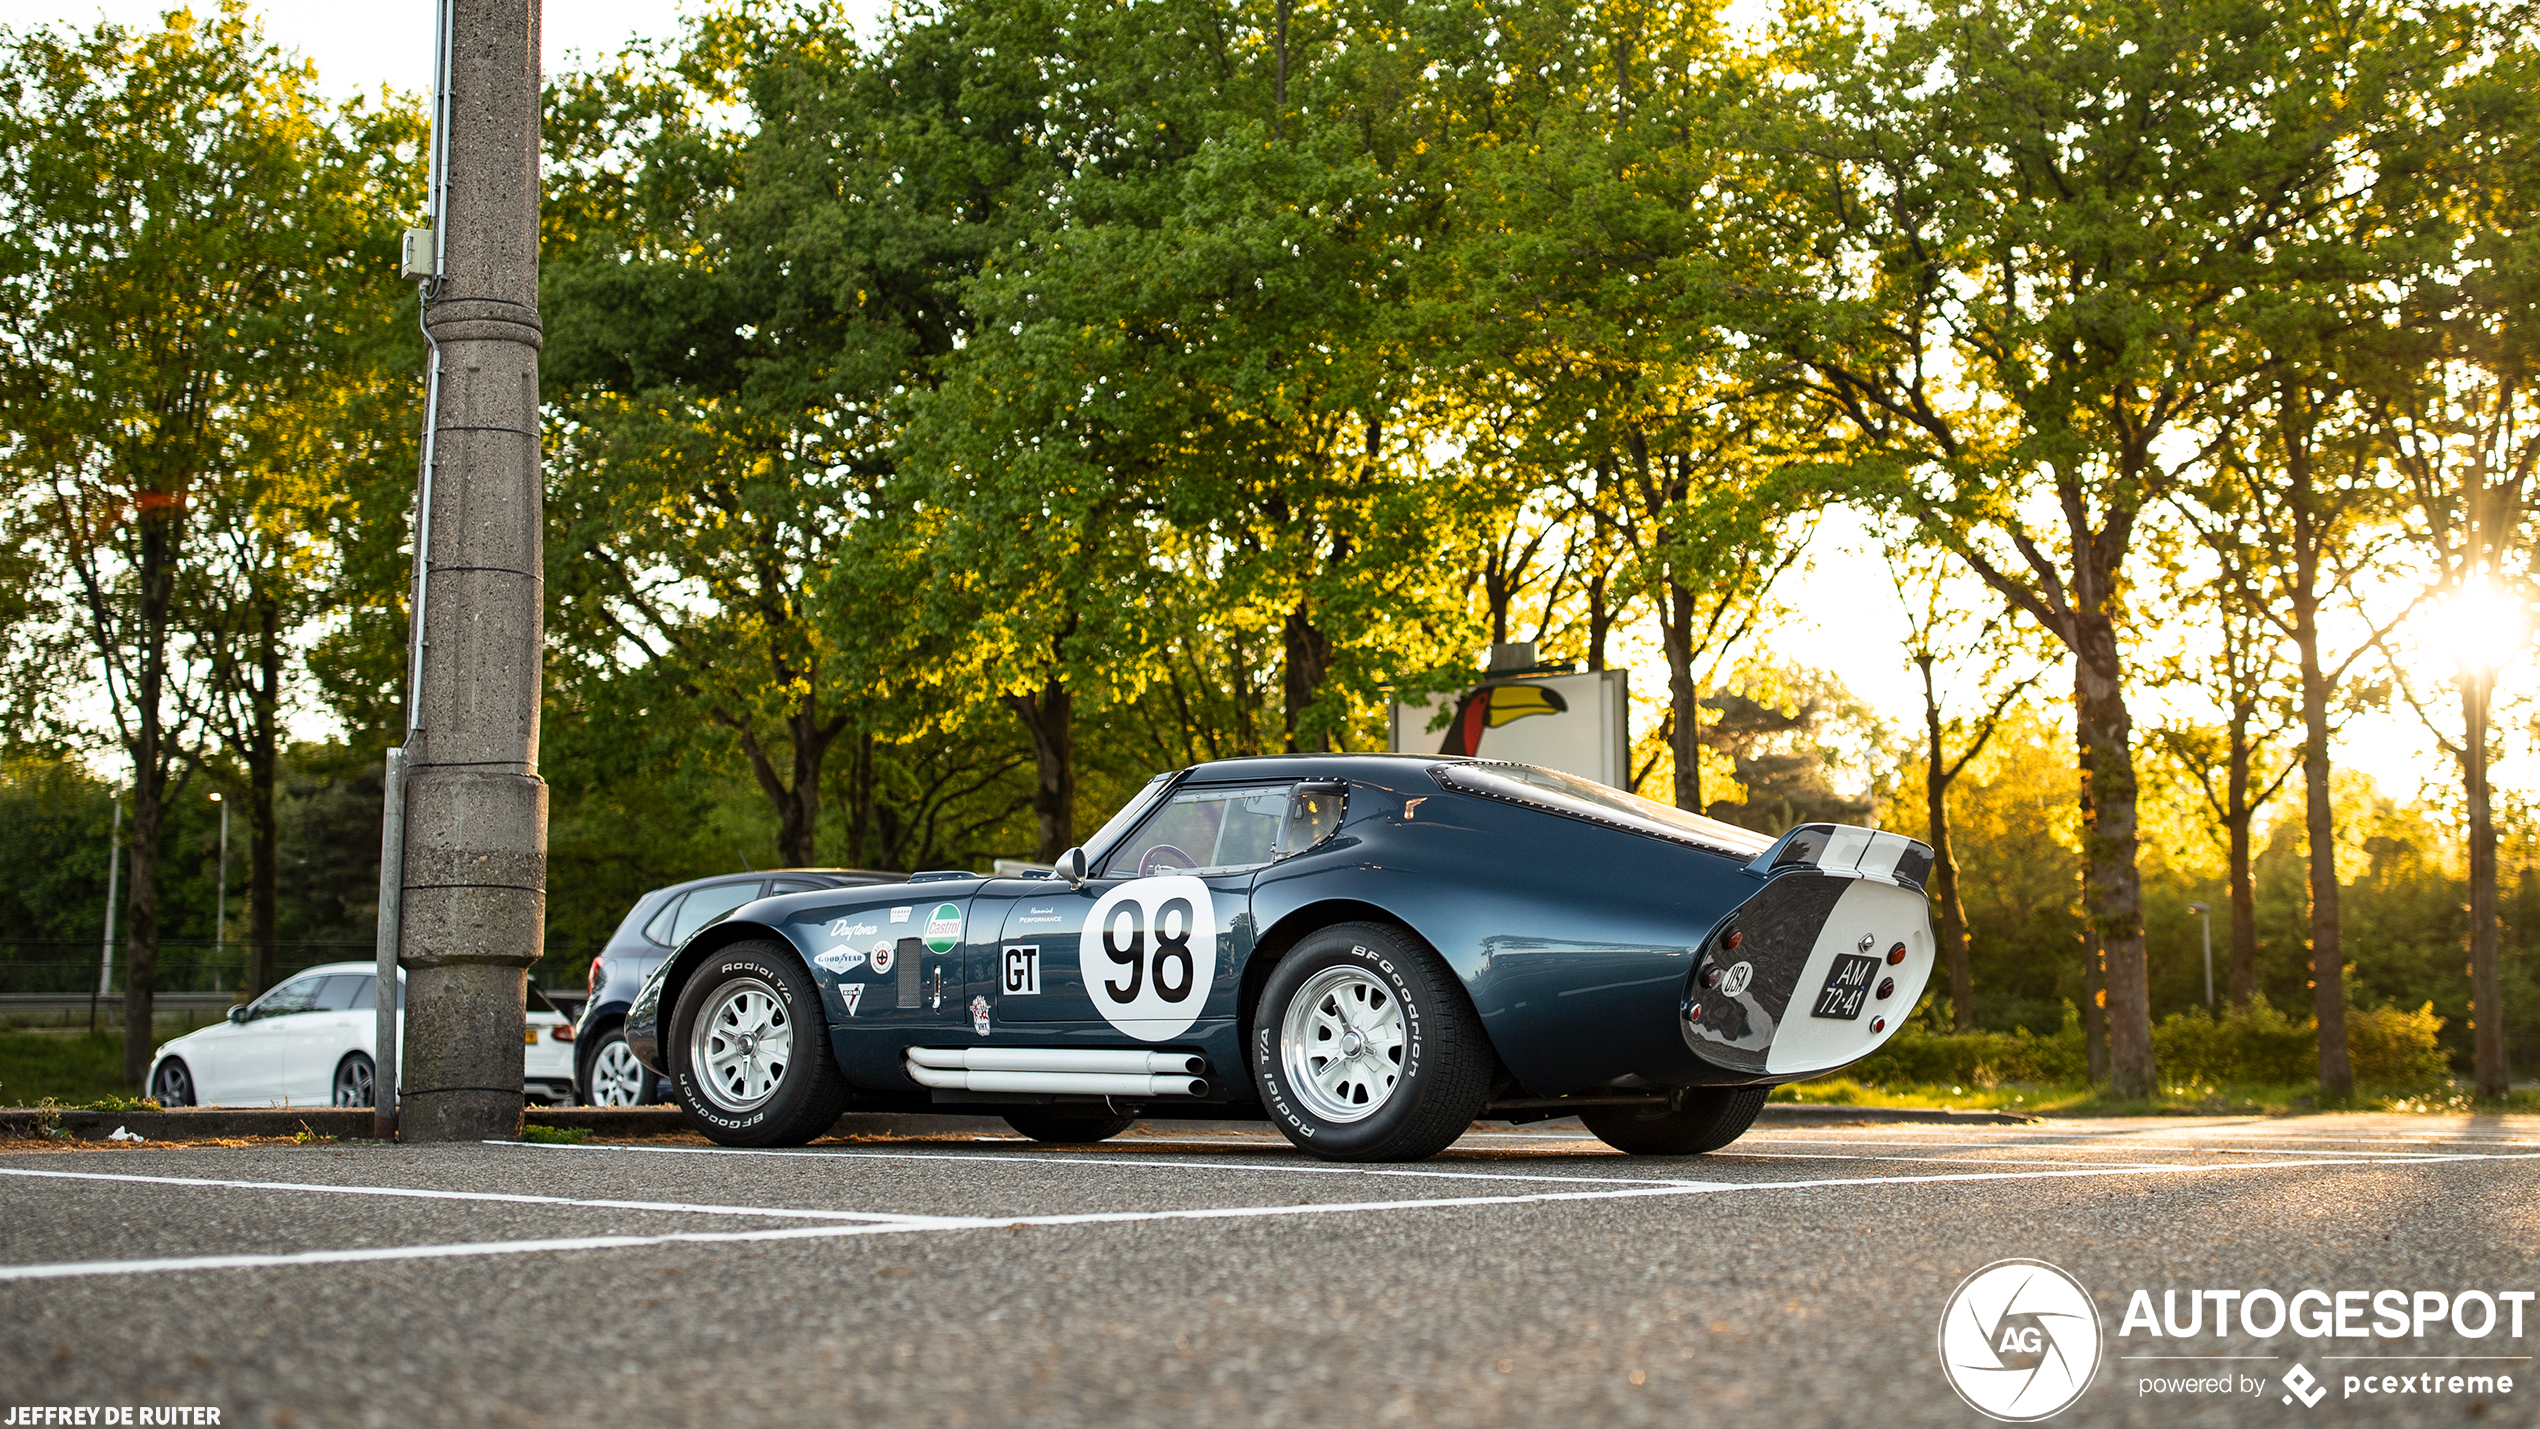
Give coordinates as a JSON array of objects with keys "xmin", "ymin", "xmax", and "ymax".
[{"xmin": 146, "ymin": 962, "xmax": 579, "ymax": 1108}]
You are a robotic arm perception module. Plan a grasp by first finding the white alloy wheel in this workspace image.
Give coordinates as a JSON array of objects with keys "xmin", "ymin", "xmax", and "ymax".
[
  {"xmin": 1279, "ymin": 965, "xmax": 1406, "ymax": 1123},
  {"xmin": 587, "ymin": 1036, "xmax": 648, "ymax": 1106},
  {"xmin": 687, "ymin": 976, "xmax": 794, "ymax": 1114}
]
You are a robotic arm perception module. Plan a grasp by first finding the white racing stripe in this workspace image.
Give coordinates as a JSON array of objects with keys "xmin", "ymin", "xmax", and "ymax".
[{"xmin": 0, "ymin": 1149, "xmax": 2478, "ymax": 1283}]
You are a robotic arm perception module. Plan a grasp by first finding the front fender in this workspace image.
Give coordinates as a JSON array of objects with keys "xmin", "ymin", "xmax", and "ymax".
[{"xmin": 623, "ymin": 919, "xmax": 801, "ymax": 1073}]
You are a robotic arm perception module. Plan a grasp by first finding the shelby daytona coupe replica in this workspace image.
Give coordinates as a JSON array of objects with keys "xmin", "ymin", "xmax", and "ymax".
[{"xmin": 625, "ymin": 753, "xmax": 1937, "ymax": 1161}]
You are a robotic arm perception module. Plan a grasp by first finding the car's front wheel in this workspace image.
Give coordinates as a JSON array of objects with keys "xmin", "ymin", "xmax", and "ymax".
[
  {"xmin": 150, "ymin": 1058, "xmax": 195, "ymax": 1108},
  {"xmin": 332, "ymin": 1052, "xmax": 376, "ymax": 1108},
  {"xmin": 579, "ymin": 1030, "xmax": 650, "ymax": 1106},
  {"xmin": 1252, "ymin": 922, "xmax": 1494, "ymax": 1162},
  {"xmin": 668, "ymin": 942, "xmax": 850, "ymax": 1147},
  {"xmin": 1579, "ymin": 1087, "xmax": 1768, "ymax": 1155}
]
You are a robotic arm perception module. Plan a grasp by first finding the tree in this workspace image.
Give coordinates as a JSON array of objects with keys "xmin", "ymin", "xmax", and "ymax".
[
  {"xmin": 0, "ymin": 6, "xmax": 399, "ymax": 1080},
  {"xmin": 1889, "ymin": 547, "xmax": 2045, "ymax": 1030},
  {"xmin": 542, "ymin": 1, "xmax": 1051, "ymax": 865},
  {"xmin": 1746, "ymin": 0, "xmax": 2475, "ymax": 1095}
]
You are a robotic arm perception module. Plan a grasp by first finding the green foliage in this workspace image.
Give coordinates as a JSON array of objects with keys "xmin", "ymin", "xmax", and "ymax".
[
  {"xmin": 0, "ymin": 1029, "xmax": 130, "ymax": 1106},
  {"xmin": 2151, "ymin": 999, "xmax": 2319, "ymax": 1087},
  {"xmin": 519, "ymin": 1124, "xmax": 591, "ymax": 1145},
  {"xmin": 1853, "ymin": 995, "xmax": 2455, "ymax": 1092}
]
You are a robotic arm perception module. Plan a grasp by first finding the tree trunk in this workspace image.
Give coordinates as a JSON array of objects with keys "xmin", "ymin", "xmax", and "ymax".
[
  {"xmin": 2291, "ymin": 575, "xmax": 2353, "ymax": 1099},
  {"xmin": 122, "ymin": 770, "xmax": 164, "ymax": 1088},
  {"xmin": 2465, "ymin": 668, "xmax": 2508, "ymax": 1098},
  {"xmin": 2074, "ymin": 627, "xmax": 2153, "ymax": 1097},
  {"xmin": 1919, "ymin": 655, "xmax": 1975, "ymax": 1032},
  {"xmin": 1659, "ymin": 581, "xmax": 1701, "ymax": 813},
  {"xmin": 2221, "ymin": 696, "xmax": 2258, "ymax": 1008},
  {"xmin": 1282, "ymin": 600, "xmax": 1333, "ymax": 753},
  {"xmin": 2081, "ymin": 928, "xmax": 2109, "ymax": 1085},
  {"xmin": 1005, "ymin": 679, "xmax": 1075, "ymax": 861},
  {"xmin": 247, "ymin": 597, "xmax": 280, "ymax": 997}
]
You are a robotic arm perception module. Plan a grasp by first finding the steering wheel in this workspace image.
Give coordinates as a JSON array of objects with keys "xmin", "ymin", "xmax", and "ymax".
[{"xmin": 1139, "ymin": 844, "xmax": 1196, "ymax": 876}]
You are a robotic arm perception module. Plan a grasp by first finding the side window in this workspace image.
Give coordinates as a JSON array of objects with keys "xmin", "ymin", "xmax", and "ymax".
[
  {"xmin": 1099, "ymin": 786, "xmax": 1292, "ymax": 877},
  {"xmin": 249, "ymin": 974, "xmax": 325, "ymax": 1020},
  {"xmin": 1276, "ymin": 783, "xmax": 1347, "ymax": 858},
  {"xmin": 346, "ymin": 975, "xmax": 404, "ymax": 1011},
  {"xmin": 767, "ymin": 877, "xmax": 822, "ymax": 894},
  {"xmin": 671, "ymin": 881, "xmax": 764, "ymax": 945},
  {"xmin": 642, "ymin": 893, "xmax": 686, "ymax": 946},
  {"xmin": 312, "ymin": 974, "xmax": 368, "ymax": 1011}
]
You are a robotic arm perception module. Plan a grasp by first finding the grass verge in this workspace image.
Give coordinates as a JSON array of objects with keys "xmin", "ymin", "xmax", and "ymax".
[
  {"xmin": 0, "ymin": 1028, "xmax": 137, "ymax": 1105},
  {"xmin": 1769, "ymin": 1076, "xmax": 2540, "ymax": 1116}
]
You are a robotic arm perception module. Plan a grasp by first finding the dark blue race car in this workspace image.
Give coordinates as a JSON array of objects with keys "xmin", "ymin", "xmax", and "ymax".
[{"xmin": 626, "ymin": 753, "xmax": 1937, "ymax": 1161}]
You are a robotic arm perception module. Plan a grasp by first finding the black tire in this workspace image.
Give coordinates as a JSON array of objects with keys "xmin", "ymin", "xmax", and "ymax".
[
  {"xmin": 668, "ymin": 940, "xmax": 850, "ymax": 1147},
  {"xmin": 1252, "ymin": 921, "xmax": 1494, "ymax": 1162},
  {"xmin": 150, "ymin": 1058, "xmax": 195, "ymax": 1108},
  {"xmin": 577, "ymin": 1027, "xmax": 652, "ymax": 1106},
  {"xmin": 1579, "ymin": 1087, "xmax": 1768, "ymax": 1155},
  {"xmin": 332, "ymin": 1051, "xmax": 377, "ymax": 1108},
  {"xmin": 1001, "ymin": 1110, "xmax": 1138, "ymax": 1144}
]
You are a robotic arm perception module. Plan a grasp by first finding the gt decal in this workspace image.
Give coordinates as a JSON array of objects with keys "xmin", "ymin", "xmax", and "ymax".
[
  {"xmin": 869, "ymin": 941, "xmax": 896, "ymax": 976},
  {"xmin": 1002, "ymin": 944, "xmax": 1041, "ymax": 995},
  {"xmin": 840, "ymin": 983, "xmax": 865, "ymax": 1016},
  {"xmin": 814, "ymin": 947, "xmax": 866, "ymax": 975},
  {"xmin": 923, "ymin": 903, "xmax": 963, "ymax": 955},
  {"xmin": 1082, "ymin": 875, "xmax": 1217, "ymax": 1042}
]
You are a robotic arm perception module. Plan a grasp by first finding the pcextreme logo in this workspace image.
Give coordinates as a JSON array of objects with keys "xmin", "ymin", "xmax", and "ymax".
[{"xmin": 1938, "ymin": 1259, "xmax": 2104, "ymax": 1421}]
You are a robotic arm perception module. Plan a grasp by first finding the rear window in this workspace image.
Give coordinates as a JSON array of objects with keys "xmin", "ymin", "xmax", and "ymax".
[{"xmin": 1430, "ymin": 762, "xmax": 1777, "ymax": 859}]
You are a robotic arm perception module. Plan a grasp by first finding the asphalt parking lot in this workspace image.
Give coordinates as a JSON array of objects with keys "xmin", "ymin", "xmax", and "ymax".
[{"xmin": 3, "ymin": 1114, "xmax": 2533, "ymax": 1428}]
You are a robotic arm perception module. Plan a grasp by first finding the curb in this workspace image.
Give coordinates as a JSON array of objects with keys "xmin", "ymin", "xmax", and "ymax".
[{"xmin": 1758, "ymin": 1103, "xmax": 2039, "ymax": 1126}]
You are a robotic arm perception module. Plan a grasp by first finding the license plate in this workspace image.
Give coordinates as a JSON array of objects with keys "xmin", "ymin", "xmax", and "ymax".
[{"xmin": 1810, "ymin": 954, "xmax": 1879, "ymax": 1020}]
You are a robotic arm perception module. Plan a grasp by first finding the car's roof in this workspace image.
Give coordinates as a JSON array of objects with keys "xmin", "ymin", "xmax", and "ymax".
[
  {"xmin": 644, "ymin": 868, "xmax": 898, "ymax": 899},
  {"xmin": 281, "ymin": 961, "xmax": 394, "ymax": 979},
  {"xmin": 1180, "ymin": 752, "xmax": 1464, "ymax": 784}
]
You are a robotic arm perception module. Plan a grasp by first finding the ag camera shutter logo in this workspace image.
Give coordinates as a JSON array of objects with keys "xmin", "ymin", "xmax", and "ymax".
[{"xmin": 1938, "ymin": 1259, "xmax": 2103, "ymax": 1421}]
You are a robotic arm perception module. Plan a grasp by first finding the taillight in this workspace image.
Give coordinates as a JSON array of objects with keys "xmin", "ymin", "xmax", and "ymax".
[
  {"xmin": 587, "ymin": 957, "xmax": 602, "ymax": 997},
  {"xmin": 552, "ymin": 1024, "xmax": 575, "ymax": 1042},
  {"xmin": 1886, "ymin": 942, "xmax": 1907, "ymax": 965}
]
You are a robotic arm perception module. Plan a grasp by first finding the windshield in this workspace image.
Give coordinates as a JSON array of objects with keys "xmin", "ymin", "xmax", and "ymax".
[
  {"xmin": 1083, "ymin": 770, "xmax": 1176, "ymax": 865},
  {"xmin": 1430, "ymin": 761, "xmax": 1777, "ymax": 859}
]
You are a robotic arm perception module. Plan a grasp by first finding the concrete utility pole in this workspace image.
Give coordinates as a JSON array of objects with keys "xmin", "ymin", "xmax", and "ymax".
[{"xmin": 394, "ymin": 0, "xmax": 549, "ymax": 1143}]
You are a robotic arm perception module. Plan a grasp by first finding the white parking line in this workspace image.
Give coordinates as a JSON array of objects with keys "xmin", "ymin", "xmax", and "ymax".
[
  {"xmin": 0, "ymin": 1166, "xmax": 968, "ymax": 1225},
  {"xmin": 0, "ymin": 1150, "xmax": 2468, "ymax": 1282}
]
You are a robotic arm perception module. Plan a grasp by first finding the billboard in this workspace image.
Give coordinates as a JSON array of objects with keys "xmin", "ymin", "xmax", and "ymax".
[{"xmin": 1388, "ymin": 668, "xmax": 1630, "ymax": 789}]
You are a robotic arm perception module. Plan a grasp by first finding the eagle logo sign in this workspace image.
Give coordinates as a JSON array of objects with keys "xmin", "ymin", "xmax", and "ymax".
[
  {"xmin": 1435, "ymin": 680, "xmax": 1569, "ymax": 757},
  {"xmin": 1937, "ymin": 1259, "xmax": 2102, "ymax": 1421}
]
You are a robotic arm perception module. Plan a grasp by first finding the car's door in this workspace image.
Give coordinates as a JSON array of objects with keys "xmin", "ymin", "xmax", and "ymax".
[
  {"xmin": 278, "ymin": 974, "xmax": 373, "ymax": 1100},
  {"xmin": 989, "ymin": 783, "xmax": 1299, "ymax": 1042},
  {"xmin": 214, "ymin": 972, "xmax": 327, "ymax": 1103}
]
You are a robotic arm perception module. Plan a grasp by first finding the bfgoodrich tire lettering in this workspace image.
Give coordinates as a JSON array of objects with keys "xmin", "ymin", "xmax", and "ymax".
[
  {"xmin": 667, "ymin": 941, "xmax": 850, "ymax": 1147},
  {"xmin": 1579, "ymin": 1086, "xmax": 1768, "ymax": 1155},
  {"xmin": 1252, "ymin": 921, "xmax": 1493, "ymax": 1162}
]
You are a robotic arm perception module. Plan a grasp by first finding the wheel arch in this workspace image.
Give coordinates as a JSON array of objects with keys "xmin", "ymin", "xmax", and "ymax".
[
  {"xmin": 628, "ymin": 919, "xmax": 808, "ymax": 1072},
  {"xmin": 1241, "ymin": 898, "xmax": 1471, "ymax": 1063}
]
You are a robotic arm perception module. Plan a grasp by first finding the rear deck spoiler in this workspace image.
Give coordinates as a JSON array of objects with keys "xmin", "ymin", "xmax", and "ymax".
[{"xmin": 1748, "ymin": 824, "xmax": 1934, "ymax": 892}]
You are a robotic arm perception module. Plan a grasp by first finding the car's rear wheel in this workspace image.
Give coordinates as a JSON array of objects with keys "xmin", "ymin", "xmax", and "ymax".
[
  {"xmin": 580, "ymin": 1030, "xmax": 649, "ymax": 1106},
  {"xmin": 668, "ymin": 941, "xmax": 849, "ymax": 1147},
  {"xmin": 331, "ymin": 1052, "xmax": 376, "ymax": 1108},
  {"xmin": 1001, "ymin": 1109, "xmax": 1137, "ymax": 1144},
  {"xmin": 150, "ymin": 1058, "xmax": 195, "ymax": 1108},
  {"xmin": 1252, "ymin": 922, "xmax": 1493, "ymax": 1162},
  {"xmin": 1579, "ymin": 1087, "xmax": 1768, "ymax": 1155}
]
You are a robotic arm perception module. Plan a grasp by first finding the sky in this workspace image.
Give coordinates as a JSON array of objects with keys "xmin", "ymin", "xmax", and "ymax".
[{"xmin": 7, "ymin": 0, "xmax": 2519, "ymax": 817}]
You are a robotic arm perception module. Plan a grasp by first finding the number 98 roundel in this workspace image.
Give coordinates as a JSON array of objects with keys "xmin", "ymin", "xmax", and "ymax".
[{"xmin": 1081, "ymin": 875, "xmax": 1218, "ymax": 1041}]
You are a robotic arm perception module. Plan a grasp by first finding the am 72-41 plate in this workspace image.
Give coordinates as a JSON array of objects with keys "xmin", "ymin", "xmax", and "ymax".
[{"xmin": 1810, "ymin": 953, "xmax": 1879, "ymax": 1020}]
